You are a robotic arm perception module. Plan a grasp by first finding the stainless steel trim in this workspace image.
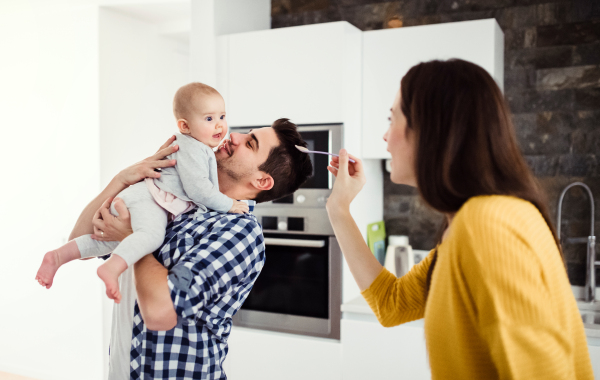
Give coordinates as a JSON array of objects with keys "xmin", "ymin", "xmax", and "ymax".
[
  {"xmin": 233, "ymin": 310, "xmax": 333, "ymax": 337},
  {"xmin": 264, "ymin": 237, "xmax": 326, "ymax": 248},
  {"xmin": 557, "ymin": 182, "xmax": 597, "ymax": 303}
]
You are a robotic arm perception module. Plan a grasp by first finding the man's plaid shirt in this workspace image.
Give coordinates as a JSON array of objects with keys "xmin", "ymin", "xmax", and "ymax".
[{"xmin": 129, "ymin": 203, "xmax": 264, "ymax": 379}]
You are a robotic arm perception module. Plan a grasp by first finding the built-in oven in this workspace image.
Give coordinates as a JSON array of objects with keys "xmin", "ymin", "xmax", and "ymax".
[
  {"xmin": 233, "ymin": 233, "xmax": 341, "ymax": 339},
  {"xmin": 230, "ymin": 124, "xmax": 343, "ymax": 340}
]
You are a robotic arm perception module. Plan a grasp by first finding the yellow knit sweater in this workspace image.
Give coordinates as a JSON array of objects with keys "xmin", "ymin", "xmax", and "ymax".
[{"xmin": 362, "ymin": 195, "xmax": 593, "ymax": 379}]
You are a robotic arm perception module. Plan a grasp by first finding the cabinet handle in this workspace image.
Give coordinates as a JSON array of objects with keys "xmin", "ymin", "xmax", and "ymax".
[{"xmin": 264, "ymin": 238, "xmax": 326, "ymax": 248}]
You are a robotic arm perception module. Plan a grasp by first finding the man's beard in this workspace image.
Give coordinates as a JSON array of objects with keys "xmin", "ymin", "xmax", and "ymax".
[{"xmin": 217, "ymin": 155, "xmax": 252, "ymax": 182}]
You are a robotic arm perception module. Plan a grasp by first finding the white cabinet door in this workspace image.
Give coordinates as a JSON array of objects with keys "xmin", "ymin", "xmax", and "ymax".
[
  {"xmin": 226, "ymin": 22, "xmax": 353, "ymax": 127},
  {"xmin": 341, "ymin": 318, "xmax": 431, "ymax": 380},
  {"xmin": 589, "ymin": 344, "xmax": 600, "ymax": 379},
  {"xmin": 225, "ymin": 326, "xmax": 342, "ymax": 380},
  {"xmin": 362, "ymin": 19, "xmax": 504, "ymax": 159}
]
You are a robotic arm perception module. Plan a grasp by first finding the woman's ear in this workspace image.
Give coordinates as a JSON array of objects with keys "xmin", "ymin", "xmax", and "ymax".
[
  {"xmin": 253, "ymin": 174, "xmax": 274, "ymax": 191},
  {"xmin": 177, "ymin": 119, "xmax": 190, "ymax": 134}
]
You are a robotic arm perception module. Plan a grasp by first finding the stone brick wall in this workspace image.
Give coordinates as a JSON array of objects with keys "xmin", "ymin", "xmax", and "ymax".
[{"xmin": 272, "ymin": 0, "xmax": 600, "ymax": 285}]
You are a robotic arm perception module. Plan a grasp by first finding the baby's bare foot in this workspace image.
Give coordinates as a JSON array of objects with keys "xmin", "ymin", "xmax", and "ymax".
[
  {"xmin": 97, "ymin": 256, "xmax": 127, "ymax": 303},
  {"xmin": 35, "ymin": 251, "xmax": 61, "ymax": 289}
]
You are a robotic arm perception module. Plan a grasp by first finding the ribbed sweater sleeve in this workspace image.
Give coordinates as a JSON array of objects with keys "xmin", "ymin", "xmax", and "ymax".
[
  {"xmin": 361, "ymin": 249, "xmax": 435, "ymax": 327},
  {"xmin": 453, "ymin": 197, "xmax": 577, "ymax": 379}
]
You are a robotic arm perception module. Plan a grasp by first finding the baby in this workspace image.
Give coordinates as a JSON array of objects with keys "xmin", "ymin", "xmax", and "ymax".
[{"xmin": 35, "ymin": 82, "xmax": 248, "ymax": 302}]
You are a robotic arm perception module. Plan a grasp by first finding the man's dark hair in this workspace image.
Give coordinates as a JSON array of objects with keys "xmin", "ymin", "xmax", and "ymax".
[{"xmin": 254, "ymin": 118, "xmax": 313, "ymax": 203}]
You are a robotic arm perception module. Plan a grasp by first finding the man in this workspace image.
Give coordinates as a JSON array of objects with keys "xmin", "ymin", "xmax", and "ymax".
[{"xmin": 69, "ymin": 119, "xmax": 313, "ymax": 379}]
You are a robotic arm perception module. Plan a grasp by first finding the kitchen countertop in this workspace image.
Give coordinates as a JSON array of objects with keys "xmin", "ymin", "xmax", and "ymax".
[{"xmin": 342, "ymin": 296, "xmax": 600, "ymax": 345}]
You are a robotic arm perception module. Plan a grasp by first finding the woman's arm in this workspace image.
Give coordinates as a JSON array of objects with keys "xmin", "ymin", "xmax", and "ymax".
[
  {"xmin": 326, "ymin": 150, "xmax": 383, "ymax": 291},
  {"xmin": 68, "ymin": 136, "xmax": 179, "ymax": 241},
  {"xmin": 328, "ymin": 150, "xmax": 430, "ymax": 326}
]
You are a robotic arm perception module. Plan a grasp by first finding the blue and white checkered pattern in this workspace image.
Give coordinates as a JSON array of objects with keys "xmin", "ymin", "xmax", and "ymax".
[{"xmin": 129, "ymin": 201, "xmax": 263, "ymax": 379}]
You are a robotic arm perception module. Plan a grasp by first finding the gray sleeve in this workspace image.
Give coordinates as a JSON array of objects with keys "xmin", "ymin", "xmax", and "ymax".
[{"xmin": 175, "ymin": 135, "xmax": 234, "ymax": 212}]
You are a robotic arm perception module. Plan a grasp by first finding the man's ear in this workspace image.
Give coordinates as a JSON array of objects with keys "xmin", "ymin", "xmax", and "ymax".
[
  {"xmin": 253, "ymin": 173, "xmax": 274, "ymax": 191},
  {"xmin": 177, "ymin": 119, "xmax": 190, "ymax": 134}
]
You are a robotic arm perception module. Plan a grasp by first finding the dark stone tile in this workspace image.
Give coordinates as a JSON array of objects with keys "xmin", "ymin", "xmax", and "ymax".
[
  {"xmin": 570, "ymin": 128, "xmax": 600, "ymax": 155},
  {"xmin": 337, "ymin": 2, "xmax": 404, "ymax": 31},
  {"xmin": 506, "ymin": 89, "xmax": 574, "ymax": 113},
  {"xmin": 537, "ymin": 65, "xmax": 600, "ymax": 90},
  {"xmin": 566, "ymin": 262, "xmax": 585, "ymax": 286},
  {"xmin": 505, "ymin": 67, "xmax": 537, "ymax": 89},
  {"xmin": 577, "ymin": 110, "xmax": 600, "ymax": 131},
  {"xmin": 272, "ymin": 0, "xmax": 292, "ymax": 15},
  {"xmin": 517, "ymin": 112, "xmax": 575, "ymax": 154},
  {"xmin": 505, "ymin": 45, "xmax": 573, "ymax": 69},
  {"xmin": 290, "ymin": 0, "xmax": 330, "ymax": 13},
  {"xmin": 575, "ymin": 87, "xmax": 600, "ymax": 110},
  {"xmin": 523, "ymin": 27, "xmax": 538, "ymax": 48},
  {"xmin": 537, "ymin": 20, "xmax": 600, "ymax": 47},
  {"xmin": 573, "ymin": 42, "xmax": 600, "ymax": 66},
  {"xmin": 566, "ymin": 0, "xmax": 600, "ymax": 24},
  {"xmin": 330, "ymin": 0, "xmax": 392, "ymax": 6},
  {"xmin": 536, "ymin": 111, "xmax": 577, "ymax": 134},
  {"xmin": 448, "ymin": 0, "xmax": 515, "ymax": 12},
  {"xmin": 504, "ymin": 28, "xmax": 526, "ymax": 50},
  {"xmin": 558, "ymin": 154, "xmax": 599, "ymax": 177},
  {"xmin": 512, "ymin": 112, "xmax": 538, "ymax": 134},
  {"xmin": 524, "ymin": 155, "xmax": 560, "ymax": 176}
]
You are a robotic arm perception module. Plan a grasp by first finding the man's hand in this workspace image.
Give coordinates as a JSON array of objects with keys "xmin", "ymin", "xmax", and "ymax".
[
  {"xmin": 115, "ymin": 135, "xmax": 179, "ymax": 188},
  {"xmin": 228, "ymin": 199, "xmax": 249, "ymax": 214},
  {"xmin": 91, "ymin": 197, "xmax": 133, "ymax": 242}
]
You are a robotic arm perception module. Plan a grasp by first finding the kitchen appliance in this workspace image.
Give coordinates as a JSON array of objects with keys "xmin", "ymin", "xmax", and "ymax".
[
  {"xmin": 384, "ymin": 235, "xmax": 413, "ymax": 278},
  {"xmin": 231, "ymin": 124, "xmax": 343, "ymax": 339}
]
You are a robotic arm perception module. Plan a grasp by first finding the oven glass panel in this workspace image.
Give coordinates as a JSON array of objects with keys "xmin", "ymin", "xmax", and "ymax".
[
  {"xmin": 298, "ymin": 131, "xmax": 330, "ymax": 189},
  {"xmin": 241, "ymin": 233, "xmax": 329, "ymax": 319}
]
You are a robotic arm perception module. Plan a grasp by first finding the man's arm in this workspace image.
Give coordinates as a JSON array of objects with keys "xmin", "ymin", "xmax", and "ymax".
[
  {"xmin": 69, "ymin": 178, "xmax": 128, "ymax": 240},
  {"xmin": 134, "ymin": 255, "xmax": 178, "ymax": 331},
  {"xmin": 135, "ymin": 216, "xmax": 264, "ymax": 330},
  {"xmin": 68, "ymin": 136, "xmax": 178, "ymax": 241}
]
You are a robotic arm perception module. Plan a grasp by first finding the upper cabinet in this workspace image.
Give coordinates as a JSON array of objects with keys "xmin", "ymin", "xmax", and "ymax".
[
  {"xmin": 362, "ymin": 19, "xmax": 504, "ymax": 159},
  {"xmin": 218, "ymin": 22, "xmax": 362, "ymax": 138}
]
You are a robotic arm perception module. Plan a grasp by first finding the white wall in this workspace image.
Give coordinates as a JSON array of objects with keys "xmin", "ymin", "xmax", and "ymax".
[
  {"xmin": 0, "ymin": 3, "xmax": 103, "ymax": 380},
  {"xmin": 99, "ymin": 7, "xmax": 189, "ymax": 188}
]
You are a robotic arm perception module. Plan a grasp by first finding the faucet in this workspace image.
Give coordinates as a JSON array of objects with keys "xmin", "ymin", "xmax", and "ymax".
[{"xmin": 557, "ymin": 182, "xmax": 596, "ymax": 302}]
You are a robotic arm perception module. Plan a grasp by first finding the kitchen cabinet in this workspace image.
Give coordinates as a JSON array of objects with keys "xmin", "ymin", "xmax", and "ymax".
[
  {"xmin": 218, "ymin": 21, "xmax": 362, "ymax": 144},
  {"xmin": 341, "ymin": 296, "xmax": 431, "ymax": 379},
  {"xmin": 589, "ymin": 344, "xmax": 600, "ymax": 379},
  {"xmin": 362, "ymin": 19, "xmax": 504, "ymax": 159},
  {"xmin": 224, "ymin": 326, "xmax": 342, "ymax": 380}
]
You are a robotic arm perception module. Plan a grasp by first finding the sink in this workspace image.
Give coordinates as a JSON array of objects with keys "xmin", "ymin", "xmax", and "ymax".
[
  {"xmin": 581, "ymin": 309, "xmax": 600, "ymax": 325},
  {"xmin": 578, "ymin": 301, "xmax": 600, "ymax": 336}
]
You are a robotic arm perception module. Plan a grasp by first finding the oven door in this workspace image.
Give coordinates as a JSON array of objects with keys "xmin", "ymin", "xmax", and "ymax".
[{"xmin": 232, "ymin": 233, "xmax": 342, "ymax": 339}]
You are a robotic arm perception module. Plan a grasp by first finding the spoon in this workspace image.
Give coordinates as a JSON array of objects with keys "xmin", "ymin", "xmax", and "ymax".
[{"xmin": 295, "ymin": 145, "xmax": 356, "ymax": 163}]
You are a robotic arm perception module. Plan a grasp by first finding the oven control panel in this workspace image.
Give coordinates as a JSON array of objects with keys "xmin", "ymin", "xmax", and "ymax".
[
  {"xmin": 266, "ymin": 190, "xmax": 331, "ymax": 208},
  {"xmin": 255, "ymin": 208, "xmax": 333, "ymax": 236},
  {"xmin": 261, "ymin": 216, "xmax": 304, "ymax": 232}
]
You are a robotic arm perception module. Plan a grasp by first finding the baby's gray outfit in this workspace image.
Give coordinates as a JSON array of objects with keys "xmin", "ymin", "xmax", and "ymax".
[{"xmin": 75, "ymin": 134, "xmax": 233, "ymax": 266}]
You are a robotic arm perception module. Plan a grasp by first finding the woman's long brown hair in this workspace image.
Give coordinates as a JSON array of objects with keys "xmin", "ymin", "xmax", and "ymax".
[{"xmin": 399, "ymin": 59, "xmax": 564, "ymax": 300}]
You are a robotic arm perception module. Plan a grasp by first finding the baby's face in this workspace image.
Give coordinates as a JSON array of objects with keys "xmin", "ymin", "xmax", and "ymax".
[{"xmin": 185, "ymin": 94, "xmax": 228, "ymax": 148}]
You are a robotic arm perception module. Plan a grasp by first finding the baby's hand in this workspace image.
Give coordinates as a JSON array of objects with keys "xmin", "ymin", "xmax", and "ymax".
[{"xmin": 229, "ymin": 200, "xmax": 249, "ymax": 214}]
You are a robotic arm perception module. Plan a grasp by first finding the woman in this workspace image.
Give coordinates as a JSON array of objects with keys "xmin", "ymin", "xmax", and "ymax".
[{"xmin": 327, "ymin": 59, "xmax": 593, "ymax": 379}]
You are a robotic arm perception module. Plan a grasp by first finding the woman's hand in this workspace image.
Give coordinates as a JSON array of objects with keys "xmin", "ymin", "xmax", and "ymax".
[
  {"xmin": 91, "ymin": 197, "xmax": 133, "ymax": 242},
  {"xmin": 326, "ymin": 149, "xmax": 366, "ymax": 214},
  {"xmin": 115, "ymin": 135, "xmax": 179, "ymax": 187}
]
